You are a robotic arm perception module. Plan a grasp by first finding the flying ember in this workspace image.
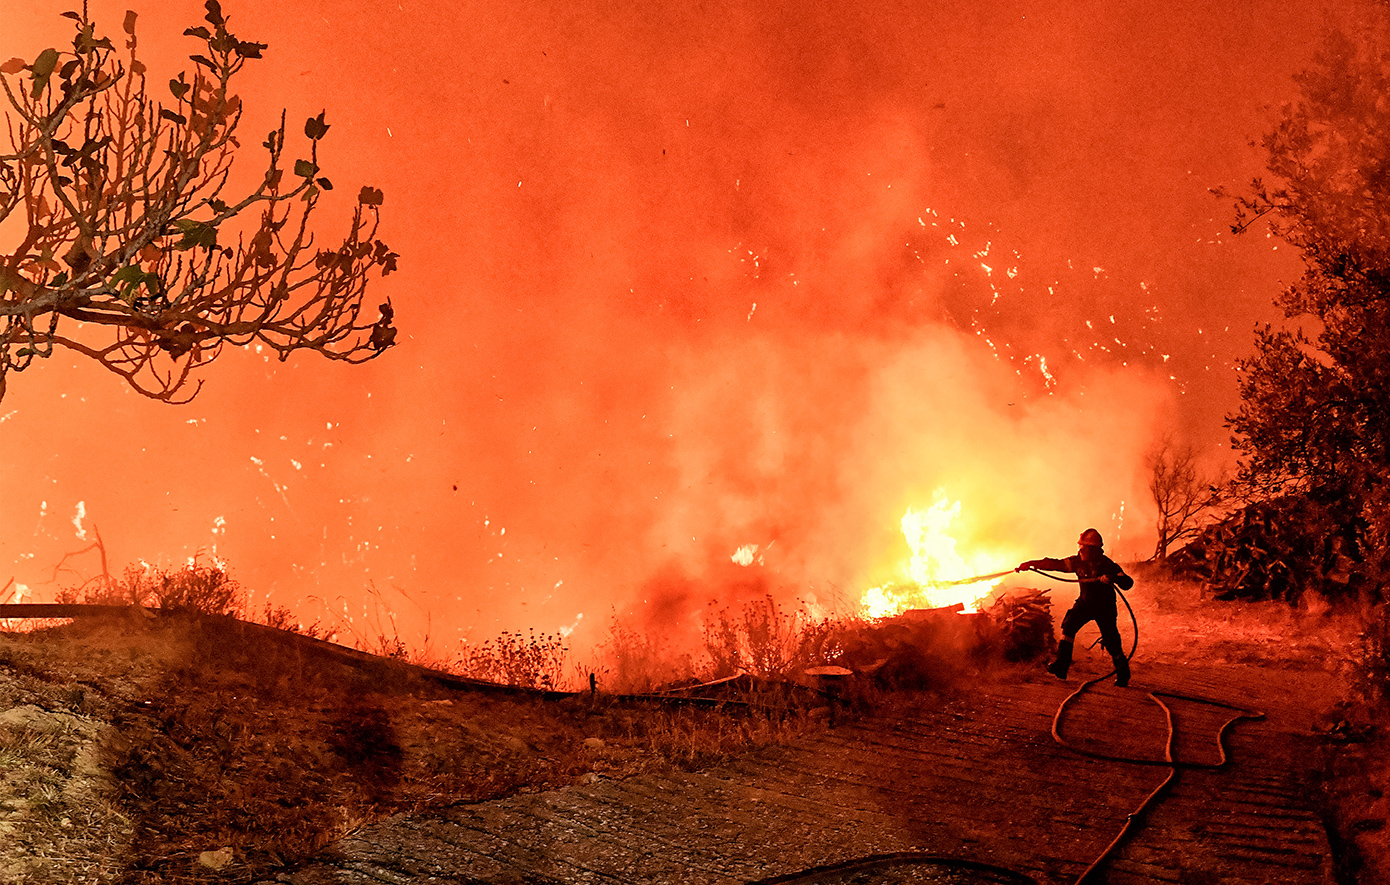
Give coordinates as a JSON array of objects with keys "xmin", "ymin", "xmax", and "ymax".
[{"xmin": 862, "ymin": 492, "xmax": 1015, "ymax": 618}]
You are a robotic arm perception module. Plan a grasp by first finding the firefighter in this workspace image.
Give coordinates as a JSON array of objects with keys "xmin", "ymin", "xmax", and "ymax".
[{"xmin": 1017, "ymin": 528, "xmax": 1135, "ymax": 687}]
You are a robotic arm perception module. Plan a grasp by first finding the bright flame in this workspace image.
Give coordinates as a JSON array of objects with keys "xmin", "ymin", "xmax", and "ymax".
[{"xmin": 862, "ymin": 491, "xmax": 1013, "ymax": 617}]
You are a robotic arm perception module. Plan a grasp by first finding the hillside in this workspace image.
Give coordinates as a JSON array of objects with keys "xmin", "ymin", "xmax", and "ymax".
[{"xmin": 0, "ymin": 577, "xmax": 1385, "ymax": 884}]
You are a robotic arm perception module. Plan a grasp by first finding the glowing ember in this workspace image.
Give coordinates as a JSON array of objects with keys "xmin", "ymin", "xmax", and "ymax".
[{"xmin": 863, "ymin": 492, "xmax": 1014, "ymax": 617}]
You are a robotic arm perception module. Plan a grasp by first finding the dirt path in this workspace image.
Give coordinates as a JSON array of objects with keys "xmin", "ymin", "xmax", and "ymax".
[{"xmin": 272, "ymin": 652, "xmax": 1342, "ymax": 885}]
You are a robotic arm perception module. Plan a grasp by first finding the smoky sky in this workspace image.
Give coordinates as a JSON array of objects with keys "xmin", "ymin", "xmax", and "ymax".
[{"xmin": 0, "ymin": 0, "xmax": 1366, "ymax": 656}]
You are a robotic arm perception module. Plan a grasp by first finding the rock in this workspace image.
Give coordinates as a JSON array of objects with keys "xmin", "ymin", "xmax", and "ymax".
[
  {"xmin": 197, "ymin": 847, "xmax": 235, "ymax": 871},
  {"xmin": 583, "ymin": 737, "xmax": 606, "ymax": 751}
]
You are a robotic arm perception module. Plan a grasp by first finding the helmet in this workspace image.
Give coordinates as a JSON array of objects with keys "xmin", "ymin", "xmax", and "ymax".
[{"xmin": 1078, "ymin": 528, "xmax": 1104, "ymax": 547}]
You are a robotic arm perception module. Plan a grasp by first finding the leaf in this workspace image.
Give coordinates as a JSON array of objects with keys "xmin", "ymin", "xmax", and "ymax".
[
  {"xmin": 304, "ymin": 112, "xmax": 329, "ymax": 140},
  {"xmin": 183, "ymin": 26, "xmax": 211, "ymax": 40},
  {"xmin": 110, "ymin": 265, "xmax": 148, "ymax": 302},
  {"xmin": 293, "ymin": 159, "xmax": 317, "ymax": 177},
  {"xmin": 31, "ymin": 48, "xmax": 58, "ymax": 78},
  {"xmin": 159, "ymin": 108, "xmax": 187, "ymax": 125},
  {"xmin": 168, "ymin": 78, "xmax": 190, "ymax": 100},
  {"xmin": 29, "ymin": 48, "xmax": 58, "ymax": 98},
  {"xmin": 171, "ymin": 219, "xmax": 218, "ymax": 250},
  {"xmin": 204, "ymin": 0, "xmax": 225, "ymax": 27},
  {"xmin": 315, "ymin": 177, "xmax": 333, "ymax": 190},
  {"xmin": 123, "ymin": 10, "xmax": 138, "ymax": 35},
  {"xmin": 60, "ymin": 11, "xmax": 82, "ymax": 21},
  {"xmin": 0, "ymin": 58, "xmax": 24, "ymax": 75},
  {"xmin": 236, "ymin": 41, "xmax": 267, "ymax": 59},
  {"xmin": 189, "ymin": 54, "xmax": 218, "ymax": 72},
  {"xmin": 358, "ymin": 186, "xmax": 384, "ymax": 206}
]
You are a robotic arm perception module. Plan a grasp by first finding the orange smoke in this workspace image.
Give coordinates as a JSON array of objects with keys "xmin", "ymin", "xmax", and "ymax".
[{"xmin": 0, "ymin": 0, "xmax": 1348, "ymax": 665}]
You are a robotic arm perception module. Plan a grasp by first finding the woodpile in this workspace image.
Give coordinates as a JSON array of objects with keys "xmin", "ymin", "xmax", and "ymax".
[{"xmin": 984, "ymin": 588, "xmax": 1056, "ymax": 662}]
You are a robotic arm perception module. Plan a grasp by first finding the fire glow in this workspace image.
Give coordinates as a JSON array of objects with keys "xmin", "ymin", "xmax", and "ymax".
[
  {"xmin": 0, "ymin": 0, "xmax": 1318, "ymax": 661},
  {"xmin": 863, "ymin": 492, "xmax": 1017, "ymax": 617}
]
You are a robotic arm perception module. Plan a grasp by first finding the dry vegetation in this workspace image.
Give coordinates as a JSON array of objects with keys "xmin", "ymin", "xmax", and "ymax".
[
  {"xmin": 0, "ymin": 562, "xmax": 1387, "ymax": 884},
  {"xmin": 0, "ymin": 610, "xmax": 824, "ymax": 885}
]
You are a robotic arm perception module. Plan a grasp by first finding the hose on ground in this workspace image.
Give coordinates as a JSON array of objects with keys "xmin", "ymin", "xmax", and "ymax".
[{"xmin": 1026, "ymin": 567, "xmax": 1266, "ymax": 884}]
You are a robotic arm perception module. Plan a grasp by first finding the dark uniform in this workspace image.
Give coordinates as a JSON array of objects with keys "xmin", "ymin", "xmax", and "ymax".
[{"xmin": 1018, "ymin": 528, "xmax": 1135, "ymax": 687}]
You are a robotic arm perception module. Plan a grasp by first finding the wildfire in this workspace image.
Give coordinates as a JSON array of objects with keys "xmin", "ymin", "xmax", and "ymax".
[{"xmin": 862, "ymin": 492, "xmax": 1014, "ymax": 617}]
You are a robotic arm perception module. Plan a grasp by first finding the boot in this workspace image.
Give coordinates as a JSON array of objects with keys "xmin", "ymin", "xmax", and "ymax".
[
  {"xmin": 1113, "ymin": 654, "xmax": 1131, "ymax": 688},
  {"xmin": 1047, "ymin": 639, "xmax": 1073, "ymax": 680}
]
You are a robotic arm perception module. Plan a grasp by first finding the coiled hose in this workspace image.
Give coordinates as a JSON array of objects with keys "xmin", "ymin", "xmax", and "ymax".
[
  {"xmin": 749, "ymin": 570, "xmax": 1266, "ymax": 885},
  {"xmin": 1029, "ymin": 567, "xmax": 1266, "ymax": 884}
]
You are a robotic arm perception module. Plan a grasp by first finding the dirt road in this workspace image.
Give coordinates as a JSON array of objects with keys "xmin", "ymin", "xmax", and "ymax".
[{"xmin": 273, "ymin": 656, "xmax": 1339, "ymax": 884}]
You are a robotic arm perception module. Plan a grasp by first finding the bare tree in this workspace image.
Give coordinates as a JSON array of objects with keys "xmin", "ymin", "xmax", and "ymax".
[
  {"xmin": 0, "ymin": 2, "xmax": 397, "ymax": 404},
  {"xmin": 1147, "ymin": 435, "xmax": 1222, "ymax": 562}
]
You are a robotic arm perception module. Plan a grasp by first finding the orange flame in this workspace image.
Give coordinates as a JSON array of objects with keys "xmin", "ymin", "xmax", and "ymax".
[{"xmin": 863, "ymin": 491, "xmax": 1017, "ymax": 617}]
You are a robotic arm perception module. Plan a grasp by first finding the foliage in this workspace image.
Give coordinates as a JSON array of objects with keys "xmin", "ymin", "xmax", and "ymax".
[
  {"xmin": 1222, "ymin": 13, "xmax": 1390, "ymax": 598},
  {"xmin": 1166, "ymin": 496, "xmax": 1371, "ymax": 604},
  {"xmin": 594, "ymin": 614, "xmax": 691, "ymax": 693},
  {"xmin": 700, "ymin": 596, "xmax": 839, "ymax": 681},
  {"xmin": 259, "ymin": 601, "xmax": 327, "ymax": 639},
  {"xmin": 57, "ymin": 560, "xmax": 243, "ymax": 615},
  {"xmin": 0, "ymin": 3, "xmax": 397, "ymax": 403},
  {"xmin": 455, "ymin": 629, "xmax": 569, "ymax": 690},
  {"xmin": 821, "ymin": 610, "xmax": 986, "ymax": 691}
]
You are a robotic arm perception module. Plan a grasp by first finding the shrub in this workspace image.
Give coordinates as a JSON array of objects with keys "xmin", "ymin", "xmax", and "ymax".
[
  {"xmin": 700, "ymin": 596, "xmax": 841, "ymax": 681},
  {"xmin": 259, "ymin": 603, "xmax": 328, "ymax": 640},
  {"xmin": 58, "ymin": 561, "xmax": 243, "ymax": 616},
  {"xmin": 455, "ymin": 629, "xmax": 569, "ymax": 690}
]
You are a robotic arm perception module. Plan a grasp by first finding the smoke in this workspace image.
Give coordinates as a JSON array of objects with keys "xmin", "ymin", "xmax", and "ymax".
[{"xmin": 0, "ymin": 0, "xmax": 1368, "ymax": 662}]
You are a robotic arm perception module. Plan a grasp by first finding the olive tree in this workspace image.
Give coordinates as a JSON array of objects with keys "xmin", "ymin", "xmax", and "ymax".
[
  {"xmin": 0, "ymin": 2, "xmax": 397, "ymax": 404},
  {"xmin": 1221, "ymin": 13, "xmax": 1390, "ymax": 595}
]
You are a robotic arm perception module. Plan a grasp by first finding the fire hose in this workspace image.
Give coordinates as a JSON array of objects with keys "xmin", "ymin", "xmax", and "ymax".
[
  {"xmin": 1021, "ymin": 566, "xmax": 1266, "ymax": 885},
  {"xmin": 754, "ymin": 569, "xmax": 1268, "ymax": 885}
]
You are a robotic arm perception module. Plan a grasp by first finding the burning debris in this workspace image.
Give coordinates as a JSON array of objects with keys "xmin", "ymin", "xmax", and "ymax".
[{"xmin": 863, "ymin": 492, "xmax": 1019, "ymax": 617}]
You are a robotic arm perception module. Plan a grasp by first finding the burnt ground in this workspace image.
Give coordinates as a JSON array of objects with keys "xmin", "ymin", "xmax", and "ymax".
[{"xmin": 0, "ymin": 576, "xmax": 1387, "ymax": 884}]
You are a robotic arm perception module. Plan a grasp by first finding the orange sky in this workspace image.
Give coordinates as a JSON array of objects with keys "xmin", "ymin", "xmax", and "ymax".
[{"xmin": 0, "ymin": 0, "xmax": 1366, "ymax": 658}]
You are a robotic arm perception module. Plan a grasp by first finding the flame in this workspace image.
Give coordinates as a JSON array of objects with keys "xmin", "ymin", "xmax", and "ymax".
[{"xmin": 862, "ymin": 491, "xmax": 1014, "ymax": 617}]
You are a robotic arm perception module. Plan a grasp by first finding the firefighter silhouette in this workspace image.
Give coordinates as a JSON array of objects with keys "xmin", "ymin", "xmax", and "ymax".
[{"xmin": 1018, "ymin": 528, "xmax": 1135, "ymax": 687}]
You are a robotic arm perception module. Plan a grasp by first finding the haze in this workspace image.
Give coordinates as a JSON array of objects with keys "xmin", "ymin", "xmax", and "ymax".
[{"xmin": 0, "ymin": 0, "xmax": 1365, "ymax": 658}]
